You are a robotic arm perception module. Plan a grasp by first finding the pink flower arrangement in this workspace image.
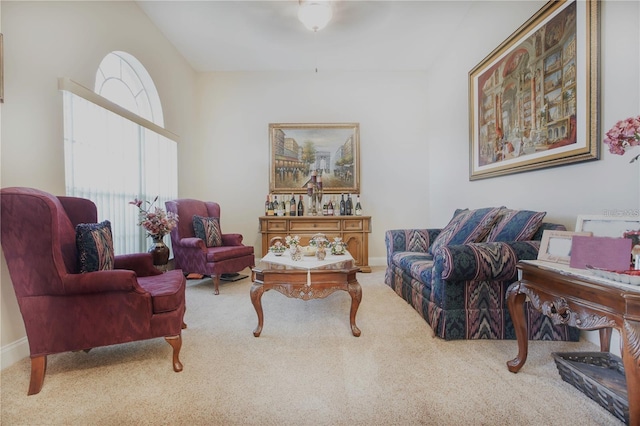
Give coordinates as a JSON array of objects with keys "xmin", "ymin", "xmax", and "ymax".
[
  {"xmin": 603, "ymin": 115, "xmax": 640, "ymax": 163},
  {"xmin": 129, "ymin": 196, "xmax": 178, "ymax": 238}
]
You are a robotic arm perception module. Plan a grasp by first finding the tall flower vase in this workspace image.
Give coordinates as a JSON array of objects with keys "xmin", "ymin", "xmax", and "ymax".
[{"xmin": 149, "ymin": 235, "xmax": 170, "ymax": 271}]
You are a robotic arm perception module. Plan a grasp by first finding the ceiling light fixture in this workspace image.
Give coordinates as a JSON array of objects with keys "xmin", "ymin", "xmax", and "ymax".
[{"xmin": 298, "ymin": 1, "xmax": 333, "ymax": 32}]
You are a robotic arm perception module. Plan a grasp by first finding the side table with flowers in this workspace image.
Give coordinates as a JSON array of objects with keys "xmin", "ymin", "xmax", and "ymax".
[
  {"xmin": 130, "ymin": 197, "xmax": 179, "ymax": 271},
  {"xmin": 604, "ymin": 115, "xmax": 640, "ymax": 267}
]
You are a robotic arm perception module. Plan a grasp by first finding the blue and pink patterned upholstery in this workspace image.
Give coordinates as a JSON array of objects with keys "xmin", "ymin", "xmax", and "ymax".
[{"xmin": 385, "ymin": 212, "xmax": 579, "ymax": 341}]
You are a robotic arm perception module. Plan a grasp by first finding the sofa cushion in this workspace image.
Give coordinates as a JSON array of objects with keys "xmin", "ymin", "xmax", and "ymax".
[
  {"xmin": 137, "ymin": 269, "xmax": 185, "ymax": 313},
  {"xmin": 193, "ymin": 215, "xmax": 222, "ymax": 247},
  {"xmin": 76, "ymin": 220, "xmax": 115, "ymax": 273},
  {"xmin": 428, "ymin": 207, "xmax": 503, "ymax": 255},
  {"xmin": 390, "ymin": 251, "xmax": 434, "ymax": 285},
  {"xmin": 486, "ymin": 209, "xmax": 546, "ymax": 242}
]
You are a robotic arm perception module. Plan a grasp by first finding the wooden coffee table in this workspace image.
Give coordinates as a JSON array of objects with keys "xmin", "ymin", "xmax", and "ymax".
[{"xmin": 250, "ymin": 252, "xmax": 362, "ymax": 337}]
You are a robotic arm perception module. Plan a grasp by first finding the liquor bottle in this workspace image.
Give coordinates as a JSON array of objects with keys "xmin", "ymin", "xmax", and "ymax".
[
  {"xmin": 339, "ymin": 193, "xmax": 346, "ymax": 216},
  {"xmin": 267, "ymin": 195, "xmax": 274, "ymax": 216},
  {"xmin": 355, "ymin": 195, "xmax": 362, "ymax": 216},
  {"xmin": 297, "ymin": 195, "xmax": 305, "ymax": 216},
  {"xmin": 265, "ymin": 195, "xmax": 270, "ymax": 216},
  {"xmin": 290, "ymin": 193, "xmax": 296, "ymax": 216},
  {"xmin": 346, "ymin": 193, "xmax": 353, "ymax": 216},
  {"xmin": 327, "ymin": 197, "xmax": 334, "ymax": 216}
]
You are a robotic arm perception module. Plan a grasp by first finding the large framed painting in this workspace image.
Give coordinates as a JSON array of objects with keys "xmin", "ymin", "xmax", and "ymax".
[
  {"xmin": 469, "ymin": 0, "xmax": 600, "ymax": 180},
  {"xmin": 269, "ymin": 123, "xmax": 360, "ymax": 194}
]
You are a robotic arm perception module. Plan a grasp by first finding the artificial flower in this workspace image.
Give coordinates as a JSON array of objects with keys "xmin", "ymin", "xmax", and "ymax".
[
  {"xmin": 129, "ymin": 196, "xmax": 178, "ymax": 238},
  {"xmin": 603, "ymin": 115, "xmax": 640, "ymax": 163}
]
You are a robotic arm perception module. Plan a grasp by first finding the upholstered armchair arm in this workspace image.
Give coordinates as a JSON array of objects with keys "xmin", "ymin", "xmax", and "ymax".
[
  {"xmin": 114, "ymin": 253, "xmax": 162, "ymax": 277},
  {"xmin": 385, "ymin": 229, "xmax": 441, "ymax": 264},
  {"xmin": 435, "ymin": 240, "xmax": 541, "ymax": 282},
  {"xmin": 222, "ymin": 233, "xmax": 243, "ymax": 246},
  {"xmin": 62, "ymin": 270, "xmax": 145, "ymax": 295},
  {"xmin": 176, "ymin": 237, "xmax": 207, "ymax": 250}
]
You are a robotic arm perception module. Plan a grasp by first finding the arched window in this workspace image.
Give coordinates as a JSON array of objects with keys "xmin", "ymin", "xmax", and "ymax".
[{"xmin": 62, "ymin": 52, "xmax": 178, "ymax": 255}]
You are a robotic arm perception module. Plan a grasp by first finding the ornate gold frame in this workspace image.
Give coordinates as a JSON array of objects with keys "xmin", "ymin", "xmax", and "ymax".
[
  {"xmin": 269, "ymin": 123, "xmax": 360, "ymax": 194},
  {"xmin": 469, "ymin": 0, "xmax": 600, "ymax": 180}
]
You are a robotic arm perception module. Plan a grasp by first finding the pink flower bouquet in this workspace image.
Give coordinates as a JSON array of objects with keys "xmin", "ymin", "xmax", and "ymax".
[{"xmin": 603, "ymin": 115, "xmax": 640, "ymax": 163}]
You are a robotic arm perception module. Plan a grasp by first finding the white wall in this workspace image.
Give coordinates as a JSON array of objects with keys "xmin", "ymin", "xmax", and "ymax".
[
  {"xmin": 0, "ymin": 1, "xmax": 197, "ymax": 367},
  {"xmin": 189, "ymin": 71, "xmax": 429, "ymax": 257}
]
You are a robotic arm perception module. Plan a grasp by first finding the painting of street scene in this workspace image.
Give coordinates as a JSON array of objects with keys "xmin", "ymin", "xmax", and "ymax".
[{"xmin": 269, "ymin": 123, "xmax": 360, "ymax": 193}]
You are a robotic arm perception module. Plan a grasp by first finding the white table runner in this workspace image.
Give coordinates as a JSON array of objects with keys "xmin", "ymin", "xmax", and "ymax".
[{"xmin": 261, "ymin": 251, "xmax": 355, "ymax": 286}]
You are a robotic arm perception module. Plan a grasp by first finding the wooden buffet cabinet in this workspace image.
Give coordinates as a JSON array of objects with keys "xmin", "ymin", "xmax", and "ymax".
[{"xmin": 259, "ymin": 216, "xmax": 371, "ymax": 272}]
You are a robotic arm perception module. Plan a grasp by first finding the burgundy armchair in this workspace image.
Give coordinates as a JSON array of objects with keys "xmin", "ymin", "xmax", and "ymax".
[
  {"xmin": 165, "ymin": 199, "xmax": 255, "ymax": 294},
  {"xmin": 0, "ymin": 187, "xmax": 186, "ymax": 395}
]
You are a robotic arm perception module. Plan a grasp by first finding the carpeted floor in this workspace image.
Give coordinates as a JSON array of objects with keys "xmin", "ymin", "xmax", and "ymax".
[{"xmin": 0, "ymin": 267, "xmax": 623, "ymax": 425}]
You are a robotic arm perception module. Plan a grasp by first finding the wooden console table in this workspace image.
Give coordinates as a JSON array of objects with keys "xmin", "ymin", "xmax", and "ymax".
[
  {"xmin": 506, "ymin": 260, "xmax": 640, "ymax": 425},
  {"xmin": 259, "ymin": 216, "xmax": 371, "ymax": 272}
]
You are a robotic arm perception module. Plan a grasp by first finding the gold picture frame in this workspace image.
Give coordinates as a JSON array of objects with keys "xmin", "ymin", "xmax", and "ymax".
[
  {"xmin": 0, "ymin": 33, "xmax": 4, "ymax": 103},
  {"xmin": 469, "ymin": 0, "xmax": 600, "ymax": 180},
  {"xmin": 269, "ymin": 123, "xmax": 360, "ymax": 194}
]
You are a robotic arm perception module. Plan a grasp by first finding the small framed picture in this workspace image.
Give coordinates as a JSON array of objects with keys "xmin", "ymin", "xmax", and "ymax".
[
  {"xmin": 575, "ymin": 214, "xmax": 640, "ymax": 238},
  {"xmin": 538, "ymin": 230, "xmax": 592, "ymax": 264}
]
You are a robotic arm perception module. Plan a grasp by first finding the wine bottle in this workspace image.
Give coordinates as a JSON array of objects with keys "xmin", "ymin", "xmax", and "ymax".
[
  {"xmin": 327, "ymin": 197, "xmax": 334, "ymax": 216},
  {"xmin": 322, "ymin": 197, "xmax": 328, "ymax": 216},
  {"xmin": 346, "ymin": 193, "xmax": 353, "ymax": 216},
  {"xmin": 273, "ymin": 195, "xmax": 279, "ymax": 216},
  {"xmin": 267, "ymin": 195, "xmax": 274, "ymax": 216},
  {"xmin": 265, "ymin": 195, "xmax": 270, "ymax": 216},
  {"xmin": 297, "ymin": 195, "xmax": 304, "ymax": 216},
  {"xmin": 355, "ymin": 195, "xmax": 362, "ymax": 216},
  {"xmin": 280, "ymin": 199, "xmax": 286, "ymax": 217},
  {"xmin": 289, "ymin": 193, "xmax": 296, "ymax": 216},
  {"xmin": 339, "ymin": 193, "xmax": 346, "ymax": 216}
]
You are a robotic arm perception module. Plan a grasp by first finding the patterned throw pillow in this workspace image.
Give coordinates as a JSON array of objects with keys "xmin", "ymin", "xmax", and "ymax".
[
  {"xmin": 428, "ymin": 207, "xmax": 503, "ymax": 255},
  {"xmin": 486, "ymin": 209, "xmax": 547, "ymax": 242},
  {"xmin": 193, "ymin": 215, "xmax": 222, "ymax": 247},
  {"xmin": 76, "ymin": 220, "xmax": 115, "ymax": 273}
]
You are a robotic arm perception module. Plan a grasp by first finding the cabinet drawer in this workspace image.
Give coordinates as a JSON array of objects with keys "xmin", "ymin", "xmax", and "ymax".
[
  {"xmin": 290, "ymin": 220, "xmax": 341, "ymax": 232},
  {"xmin": 343, "ymin": 219, "xmax": 364, "ymax": 231},
  {"xmin": 265, "ymin": 220, "xmax": 287, "ymax": 232}
]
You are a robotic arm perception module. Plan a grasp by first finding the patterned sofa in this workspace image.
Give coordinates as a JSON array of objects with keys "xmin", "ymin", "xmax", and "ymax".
[{"xmin": 385, "ymin": 207, "xmax": 579, "ymax": 341}]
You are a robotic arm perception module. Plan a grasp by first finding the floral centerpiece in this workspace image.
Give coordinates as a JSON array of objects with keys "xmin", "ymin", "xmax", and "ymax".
[
  {"xmin": 269, "ymin": 240, "xmax": 286, "ymax": 256},
  {"xmin": 330, "ymin": 237, "xmax": 347, "ymax": 255},
  {"xmin": 129, "ymin": 196, "xmax": 179, "ymax": 241},
  {"xmin": 603, "ymin": 115, "xmax": 640, "ymax": 163},
  {"xmin": 285, "ymin": 235, "xmax": 302, "ymax": 261},
  {"xmin": 309, "ymin": 234, "xmax": 330, "ymax": 249},
  {"xmin": 285, "ymin": 235, "xmax": 300, "ymax": 247}
]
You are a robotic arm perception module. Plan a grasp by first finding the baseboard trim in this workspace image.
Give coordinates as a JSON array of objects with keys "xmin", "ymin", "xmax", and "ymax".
[{"xmin": 1, "ymin": 337, "xmax": 29, "ymax": 370}]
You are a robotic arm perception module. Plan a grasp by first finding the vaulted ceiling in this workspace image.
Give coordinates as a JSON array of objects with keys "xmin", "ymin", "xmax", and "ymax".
[{"xmin": 136, "ymin": 1, "xmax": 539, "ymax": 73}]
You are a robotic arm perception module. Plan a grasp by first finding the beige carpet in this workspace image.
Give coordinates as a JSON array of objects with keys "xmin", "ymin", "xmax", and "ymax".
[{"xmin": 1, "ymin": 267, "xmax": 623, "ymax": 425}]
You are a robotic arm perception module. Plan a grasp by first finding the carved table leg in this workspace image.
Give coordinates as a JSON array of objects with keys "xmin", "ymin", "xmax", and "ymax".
[
  {"xmin": 621, "ymin": 320, "xmax": 640, "ymax": 425},
  {"xmin": 28, "ymin": 355, "xmax": 47, "ymax": 395},
  {"xmin": 348, "ymin": 281, "xmax": 362, "ymax": 337},
  {"xmin": 598, "ymin": 327, "xmax": 612, "ymax": 353},
  {"xmin": 250, "ymin": 282, "xmax": 265, "ymax": 337},
  {"xmin": 506, "ymin": 283, "xmax": 528, "ymax": 373}
]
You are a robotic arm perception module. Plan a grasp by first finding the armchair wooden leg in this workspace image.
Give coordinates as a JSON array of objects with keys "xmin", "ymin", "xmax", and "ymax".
[
  {"xmin": 213, "ymin": 275, "xmax": 220, "ymax": 295},
  {"xmin": 165, "ymin": 335, "xmax": 183, "ymax": 372},
  {"xmin": 28, "ymin": 355, "xmax": 47, "ymax": 395}
]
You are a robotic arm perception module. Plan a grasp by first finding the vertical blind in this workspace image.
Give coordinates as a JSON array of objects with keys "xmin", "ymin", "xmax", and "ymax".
[{"xmin": 60, "ymin": 78, "xmax": 178, "ymax": 255}]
